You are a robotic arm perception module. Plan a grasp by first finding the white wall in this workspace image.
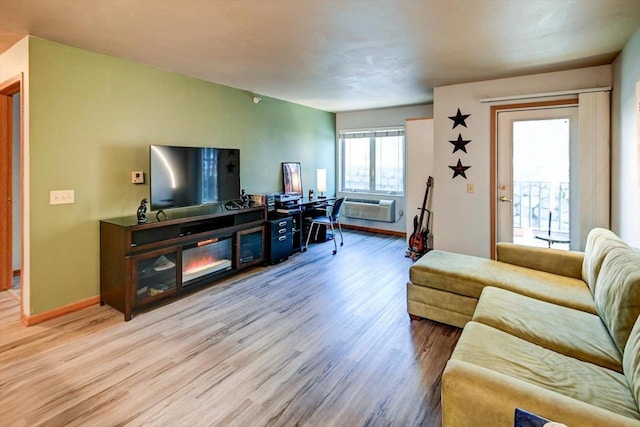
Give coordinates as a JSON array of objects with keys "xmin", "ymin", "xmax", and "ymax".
[
  {"xmin": 0, "ymin": 36, "xmax": 28, "ymax": 82},
  {"xmin": 336, "ymin": 104, "xmax": 433, "ymax": 130},
  {"xmin": 406, "ymin": 118, "xmax": 434, "ymax": 247},
  {"xmin": 335, "ymin": 104, "xmax": 432, "ymax": 234},
  {"xmin": 612, "ymin": 27, "xmax": 640, "ymax": 248},
  {"xmin": 433, "ymin": 65, "xmax": 612, "ymax": 257}
]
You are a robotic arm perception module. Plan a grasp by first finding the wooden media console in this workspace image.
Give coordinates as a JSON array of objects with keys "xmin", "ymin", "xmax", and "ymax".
[{"xmin": 100, "ymin": 206, "xmax": 267, "ymax": 320}]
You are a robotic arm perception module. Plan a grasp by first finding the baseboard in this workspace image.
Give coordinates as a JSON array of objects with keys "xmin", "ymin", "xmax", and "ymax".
[
  {"xmin": 21, "ymin": 295, "xmax": 100, "ymax": 326},
  {"xmin": 341, "ymin": 223, "xmax": 405, "ymax": 237}
]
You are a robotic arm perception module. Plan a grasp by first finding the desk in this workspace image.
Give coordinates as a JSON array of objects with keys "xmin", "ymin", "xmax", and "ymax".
[{"xmin": 271, "ymin": 197, "xmax": 336, "ymax": 252}]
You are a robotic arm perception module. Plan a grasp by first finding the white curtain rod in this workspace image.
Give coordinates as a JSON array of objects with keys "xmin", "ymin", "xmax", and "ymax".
[{"xmin": 479, "ymin": 86, "xmax": 611, "ymax": 103}]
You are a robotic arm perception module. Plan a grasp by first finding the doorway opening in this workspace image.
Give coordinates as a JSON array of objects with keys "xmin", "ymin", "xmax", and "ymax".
[
  {"xmin": 491, "ymin": 99, "xmax": 579, "ymax": 258},
  {"xmin": 0, "ymin": 76, "xmax": 23, "ymax": 311}
]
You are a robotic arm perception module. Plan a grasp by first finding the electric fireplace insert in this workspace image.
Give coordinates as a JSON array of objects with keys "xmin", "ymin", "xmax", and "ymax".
[{"xmin": 182, "ymin": 235, "xmax": 233, "ymax": 287}]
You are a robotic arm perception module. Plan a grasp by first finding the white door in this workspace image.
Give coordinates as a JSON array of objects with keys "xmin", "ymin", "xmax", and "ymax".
[{"xmin": 497, "ymin": 106, "xmax": 578, "ymax": 249}]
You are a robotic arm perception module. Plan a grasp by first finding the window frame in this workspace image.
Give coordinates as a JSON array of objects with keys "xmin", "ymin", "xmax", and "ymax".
[{"xmin": 338, "ymin": 126, "xmax": 406, "ymax": 196}]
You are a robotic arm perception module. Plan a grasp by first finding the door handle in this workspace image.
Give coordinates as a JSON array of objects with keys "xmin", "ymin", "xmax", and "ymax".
[{"xmin": 499, "ymin": 196, "xmax": 512, "ymax": 202}]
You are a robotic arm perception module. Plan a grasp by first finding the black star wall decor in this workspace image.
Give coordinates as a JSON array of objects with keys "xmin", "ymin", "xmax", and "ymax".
[
  {"xmin": 448, "ymin": 108, "xmax": 471, "ymax": 129},
  {"xmin": 449, "ymin": 159, "xmax": 471, "ymax": 179},
  {"xmin": 449, "ymin": 133, "xmax": 471, "ymax": 153},
  {"xmin": 226, "ymin": 161, "xmax": 237, "ymax": 174}
]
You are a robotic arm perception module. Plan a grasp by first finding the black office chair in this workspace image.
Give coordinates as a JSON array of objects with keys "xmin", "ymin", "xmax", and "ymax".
[{"xmin": 303, "ymin": 197, "xmax": 345, "ymax": 254}]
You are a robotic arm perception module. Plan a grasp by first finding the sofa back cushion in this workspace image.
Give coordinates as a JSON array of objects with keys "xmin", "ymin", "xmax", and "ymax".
[
  {"xmin": 623, "ymin": 315, "xmax": 640, "ymax": 409},
  {"xmin": 582, "ymin": 228, "xmax": 629, "ymax": 294},
  {"xmin": 595, "ymin": 247, "xmax": 640, "ymax": 354}
]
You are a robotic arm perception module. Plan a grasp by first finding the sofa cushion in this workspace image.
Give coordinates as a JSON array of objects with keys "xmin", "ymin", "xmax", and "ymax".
[
  {"xmin": 595, "ymin": 247, "xmax": 640, "ymax": 354},
  {"xmin": 582, "ymin": 227, "xmax": 630, "ymax": 294},
  {"xmin": 406, "ymin": 283, "xmax": 477, "ymax": 328},
  {"xmin": 450, "ymin": 322, "xmax": 640, "ymax": 420},
  {"xmin": 624, "ymin": 316, "xmax": 640, "ymax": 409},
  {"xmin": 410, "ymin": 250, "xmax": 596, "ymax": 314},
  {"xmin": 473, "ymin": 286, "xmax": 622, "ymax": 372}
]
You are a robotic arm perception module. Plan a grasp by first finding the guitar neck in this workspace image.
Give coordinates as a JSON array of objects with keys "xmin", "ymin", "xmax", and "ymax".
[{"xmin": 416, "ymin": 178, "xmax": 433, "ymax": 228}]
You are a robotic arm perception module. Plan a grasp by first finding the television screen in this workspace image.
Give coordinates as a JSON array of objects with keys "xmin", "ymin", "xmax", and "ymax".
[{"xmin": 150, "ymin": 145, "xmax": 240, "ymax": 210}]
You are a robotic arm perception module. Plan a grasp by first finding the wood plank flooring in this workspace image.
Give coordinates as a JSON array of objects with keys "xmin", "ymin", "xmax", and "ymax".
[{"xmin": 0, "ymin": 230, "xmax": 460, "ymax": 427}]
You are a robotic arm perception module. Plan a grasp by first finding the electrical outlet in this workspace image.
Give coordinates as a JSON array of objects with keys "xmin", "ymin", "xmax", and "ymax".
[{"xmin": 50, "ymin": 190, "xmax": 75, "ymax": 205}]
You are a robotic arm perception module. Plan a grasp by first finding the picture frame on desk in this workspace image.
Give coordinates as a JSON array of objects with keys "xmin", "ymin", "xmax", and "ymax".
[{"xmin": 282, "ymin": 162, "xmax": 303, "ymax": 195}]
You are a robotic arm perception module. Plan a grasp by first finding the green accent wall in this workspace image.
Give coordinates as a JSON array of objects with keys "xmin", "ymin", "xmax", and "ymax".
[{"xmin": 28, "ymin": 37, "xmax": 335, "ymax": 314}]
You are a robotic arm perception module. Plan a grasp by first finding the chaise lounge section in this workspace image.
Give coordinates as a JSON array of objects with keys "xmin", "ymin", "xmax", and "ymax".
[{"xmin": 407, "ymin": 228, "xmax": 640, "ymax": 426}]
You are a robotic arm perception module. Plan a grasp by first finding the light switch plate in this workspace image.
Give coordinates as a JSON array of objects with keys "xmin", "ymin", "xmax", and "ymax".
[
  {"xmin": 132, "ymin": 171, "xmax": 145, "ymax": 184},
  {"xmin": 50, "ymin": 190, "xmax": 75, "ymax": 205},
  {"xmin": 467, "ymin": 183, "xmax": 474, "ymax": 193}
]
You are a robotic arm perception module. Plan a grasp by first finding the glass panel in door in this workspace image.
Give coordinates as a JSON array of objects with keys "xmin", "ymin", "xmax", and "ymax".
[{"xmin": 512, "ymin": 119, "xmax": 570, "ymax": 249}]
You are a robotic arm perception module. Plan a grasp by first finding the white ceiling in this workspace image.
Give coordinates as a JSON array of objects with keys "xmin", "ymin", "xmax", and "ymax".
[{"xmin": 1, "ymin": 0, "xmax": 639, "ymax": 112}]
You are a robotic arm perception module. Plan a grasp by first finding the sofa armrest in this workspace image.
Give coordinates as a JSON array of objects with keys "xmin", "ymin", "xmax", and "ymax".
[
  {"xmin": 442, "ymin": 360, "xmax": 638, "ymax": 427},
  {"xmin": 496, "ymin": 242, "xmax": 584, "ymax": 280}
]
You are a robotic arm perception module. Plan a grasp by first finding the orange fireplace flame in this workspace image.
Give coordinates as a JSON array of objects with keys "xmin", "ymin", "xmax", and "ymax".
[{"xmin": 184, "ymin": 253, "xmax": 220, "ymax": 275}]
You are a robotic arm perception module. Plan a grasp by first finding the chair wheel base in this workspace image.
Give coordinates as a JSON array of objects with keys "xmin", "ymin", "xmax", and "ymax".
[
  {"xmin": 332, "ymin": 250, "xmax": 337, "ymax": 255},
  {"xmin": 302, "ymin": 248, "xmax": 307, "ymax": 252},
  {"xmin": 340, "ymin": 242, "xmax": 344, "ymax": 246}
]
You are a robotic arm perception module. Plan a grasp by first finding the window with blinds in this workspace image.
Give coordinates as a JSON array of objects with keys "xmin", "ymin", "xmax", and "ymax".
[{"xmin": 339, "ymin": 127, "xmax": 405, "ymax": 194}]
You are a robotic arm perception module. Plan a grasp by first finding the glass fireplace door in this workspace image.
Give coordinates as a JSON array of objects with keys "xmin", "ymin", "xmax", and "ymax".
[
  {"xmin": 236, "ymin": 226, "xmax": 265, "ymax": 269},
  {"xmin": 131, "ymin": 247, "xmax": 179, "ymax": 306}
]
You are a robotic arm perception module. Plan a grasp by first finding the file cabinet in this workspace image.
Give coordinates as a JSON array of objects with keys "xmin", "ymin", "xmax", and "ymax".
[{"xmin": 268, "ymin": 217, "xmax": 293, "ymax": 264}]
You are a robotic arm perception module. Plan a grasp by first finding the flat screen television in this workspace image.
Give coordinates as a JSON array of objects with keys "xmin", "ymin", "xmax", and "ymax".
[{"xmin": 150, "ymin": 145, "xmax": 240, "ymax": 210}]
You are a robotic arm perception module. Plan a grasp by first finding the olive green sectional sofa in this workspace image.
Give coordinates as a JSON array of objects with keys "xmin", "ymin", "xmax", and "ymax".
[{"xmin": 407, "ymin": 228, "xmax": 640, "ymax": 426}]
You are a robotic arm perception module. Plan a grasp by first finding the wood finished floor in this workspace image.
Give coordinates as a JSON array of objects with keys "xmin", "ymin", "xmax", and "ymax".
[{"xmin": 0, "ymin": 230, "xmax": 461, "ymax": 427}]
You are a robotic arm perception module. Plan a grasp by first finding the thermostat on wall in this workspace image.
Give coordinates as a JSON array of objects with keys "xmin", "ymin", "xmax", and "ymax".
[{"xmin": 131, "ymin": 171, "xmax": 145, "ymax": 184}]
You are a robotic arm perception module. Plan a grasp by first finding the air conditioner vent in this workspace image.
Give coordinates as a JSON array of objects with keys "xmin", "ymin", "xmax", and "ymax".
[{"xmin": 343, "ymin": 199, "xmax": 395, "ymax": 222}]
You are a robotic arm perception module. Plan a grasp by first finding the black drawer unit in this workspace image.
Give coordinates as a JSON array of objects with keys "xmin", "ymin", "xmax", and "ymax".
[{"xmin": 268, "ymin": 217, "xmax": 293, "ymax": 264}]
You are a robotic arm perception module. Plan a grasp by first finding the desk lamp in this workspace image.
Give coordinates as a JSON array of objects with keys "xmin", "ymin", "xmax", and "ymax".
[{"xmin": 317, "ymin": 169, "xmax": 327, "ymax": 198}]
